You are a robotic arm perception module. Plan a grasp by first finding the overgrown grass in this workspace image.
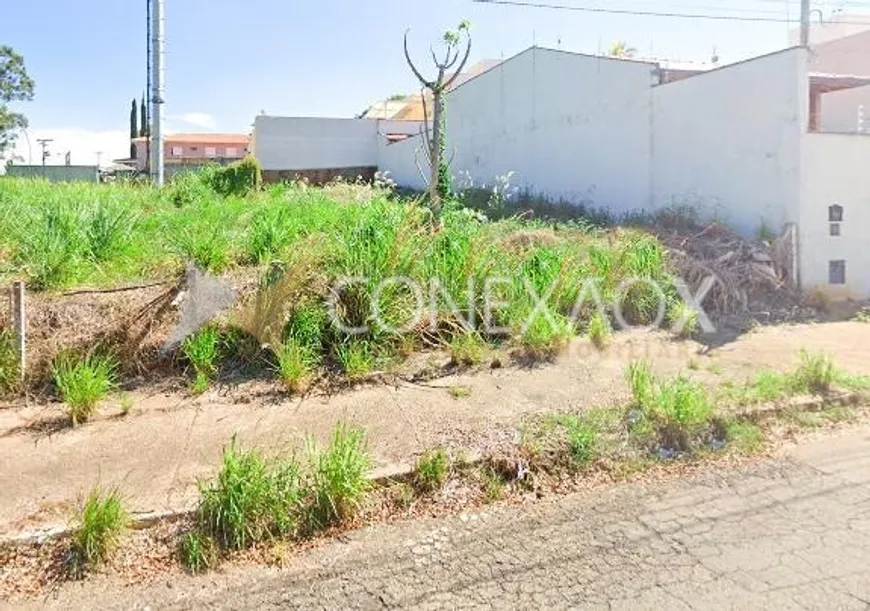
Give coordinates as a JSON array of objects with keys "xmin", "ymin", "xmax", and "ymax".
[
  {"xmin": 182, "ymin": 325, "xmax": 222, "ymax": 394},
  {"xmin": 0, "ymin": 327, "xmax": 19, "ymax": 396},
  {"xmin": 414, "ymin": 448, "xmax": 450, "ymax": 492},
  {"xmin": 307, "ymin": 424, "xmax": 371, "ymax": 528},
  {"xmin": 197, "ymin": 439, "xmax": 303, "ymax": 550},
  {"xmin": 626, "ymin": 362, "xmax": 713, "ymax": 452},
  {"xmin": 587, "ymin": 310, "xmax": 611, "ymax": 349},
  {"xmin": 51, "ymin": 351, "xmax": 118, "ymax": 425},
  {"xmin": 70, "ymin": 487, "xmax": 128, "ymax": 578},
  {"xmin": 274, "ymin": 339, "xmax": 316, "ymax": 393},
  {"xmin": 668, "ymin": 301, "xmax": 699, "ymax": 338},
  {"xmin": 720, "ymin": 350, "xmax": 870, "ymax": 406},
  {"xmin": 1, "ymin": 176, "xmax": 682, "ymax": 385}
]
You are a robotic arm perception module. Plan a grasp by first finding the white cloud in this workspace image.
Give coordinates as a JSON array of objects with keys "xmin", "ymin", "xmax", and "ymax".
[
  {"xmin": 7, "ymin": 128, "xmax": 130, "ymax": 168},
  {"xmin": 174, "ymin": 112, "xmax": 217, "ymax": 131}
]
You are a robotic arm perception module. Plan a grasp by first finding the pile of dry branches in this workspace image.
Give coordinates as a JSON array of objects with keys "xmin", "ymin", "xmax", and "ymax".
[{"xmin": 660, "ymin": 223, "xmax": 795, "ymax": 316}]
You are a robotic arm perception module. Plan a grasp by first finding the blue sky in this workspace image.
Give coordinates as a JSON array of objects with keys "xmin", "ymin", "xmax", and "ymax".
[{"xmin": 1, "ymin": 0, "xmax": 862, "ymax": 163}]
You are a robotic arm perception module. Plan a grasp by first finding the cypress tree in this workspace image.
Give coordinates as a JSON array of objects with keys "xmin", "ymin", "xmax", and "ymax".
[{"xmin": 129, "ymin": 98, "xmax": 138, "ymax": 159}]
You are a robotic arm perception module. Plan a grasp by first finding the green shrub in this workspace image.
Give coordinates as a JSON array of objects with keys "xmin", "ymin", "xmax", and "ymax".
[
  {"xmin": 414, "ymin": 448, "xmax": 450, "ymax": 492},
  {"xmin": 197, "ymin": 439, "xmax": 303, "ymax": 550},
  {"xmin": 70, "ymin": 487, "xmax": 128, "ymax": 577},
  {"xmin": 307, "ymin": 423, "xmax": 371, "ymax": 528},
  {"xmin": 205, "ymin": 157, "xmax": 262, "ymax": 198},
  {"xmin": 182, "ymin": 325, "xmax": 222, "ymax": 393},
  {"xmin": 0, "ymin": 328, "xmax": 20, "ymax": 396},
  {"xmin": 587, "ymin": 310, "xmax": 611, "ymax": 349},
  {"xmin": 180, "ymin": 530, "xmax": 219, "ymax": 575},
  {"xmin": 52, "ymin": 351, "xmax": 118, "ymax": 425},
  {"xmin": 449, "ymin": 385, "xmax": 471, "ymax": 399}
]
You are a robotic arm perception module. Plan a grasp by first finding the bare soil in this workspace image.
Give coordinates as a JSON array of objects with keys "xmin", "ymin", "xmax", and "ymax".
[{"xmin": 2, "ymin": 321, "xmax": 870, "ymax": 542}]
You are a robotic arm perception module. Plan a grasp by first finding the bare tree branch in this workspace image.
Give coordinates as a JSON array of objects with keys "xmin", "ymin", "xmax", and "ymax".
[
  {"xmin": 405, "ymin": 30, "xmax": 433, "ymax": 88},
  {"xmin": 414, "ymin": 146, "xmax": 431, "ymax": 186},
  {"xmin": 443, "ymin": 36, "xmax": 473, "ymax": 91}
]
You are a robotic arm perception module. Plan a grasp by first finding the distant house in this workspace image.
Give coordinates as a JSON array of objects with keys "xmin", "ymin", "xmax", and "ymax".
[
  {"xmin": 133, "ymin": 133, "xmax": 250, "ymax": 173},
  {"xmin": 360, "ymin": 60, "xmax": 503, "ymax": 122}
]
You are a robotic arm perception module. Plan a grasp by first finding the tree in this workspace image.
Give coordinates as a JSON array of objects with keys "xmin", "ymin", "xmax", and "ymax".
[
  {"xmin": 140, "ymin": 95, "xmax": 148, "ymax": 138},
  {"xmin": 404, "ymin": 20, "xmax": 472, "ymax": 213},
  {"xmin": 607, "ymin": 41, "xmax": 637, "ymax": 59},
  {"xmin": 130, "ymin": 98, "xmax": 138, "ymax": 159},
  {"xmin": 0, "ymin": 46, "xmax": 35, "ymax": 155}
]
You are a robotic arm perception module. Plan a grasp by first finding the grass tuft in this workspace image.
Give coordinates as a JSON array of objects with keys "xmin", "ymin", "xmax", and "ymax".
[
  {"xmin": 725, "ymin": 420, "xmax": 764, "ymax": 454},
  {"xmin": 0, "ymin": 328, "xmax": 20, "ymax": 396},
  {"xmin": 182, "ymin": 325, "xmax": 222, "ymax": 393},
  {"xmin": 307, "ymin": 423, "xmax": 371, "ymax": 528},
  {"xmin": 52, "ymin": 351, "xmax": 118, "ymax": 425},
  {"xmin": 274, "ymin": 339, "xmax": 316, "ymax": 393},
  {"xmin": 197, "ymin": 439, "xmax": 303, "ymax": 550},
  {"xmin": 448, "ymin": 331, "xmax": 488, "ymax": 366},
  {"xmin": 179, "ymin": 530, "xmax": 219, "ymax": 575},
  {"xmin": 587, "ymin": 310, "xmax": 611, "ymax": 349},
  {"xmin": 668, "ymin": 301, "xmax": 700, "ymax": 338},
  {"xmin": 70, "ymin": 487, "xmax": 128, "ymax": 577},
  {"xmin": 414, "ymin": 448, "xmax": 450, "ymax": 492}
]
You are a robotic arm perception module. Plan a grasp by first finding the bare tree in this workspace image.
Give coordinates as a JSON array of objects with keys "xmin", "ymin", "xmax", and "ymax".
[{"xmin": 404, "ymin": 20, "xmax": 472, "ymax": 213}]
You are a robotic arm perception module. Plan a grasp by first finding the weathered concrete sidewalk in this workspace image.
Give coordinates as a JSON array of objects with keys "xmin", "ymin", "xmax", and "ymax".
[
  {"xmin": 21, "ymin": 419, "xmax": 870, "ymax": 609},
  {"xmin": 1, "ymin": 322, "xmax": 869, "ymax": 540}
]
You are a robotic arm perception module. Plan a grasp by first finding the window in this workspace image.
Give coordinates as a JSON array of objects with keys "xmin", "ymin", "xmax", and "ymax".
[
  {"xmin": 225, "ymin": 147, "xmax": 238, "ymax": 157},
  {"xmin": 171, "ymin": 146, "xmax": 183, "ymax": 157},
  {"xmin": 828, "ymin": 204, "xmax": 843, "ymax": 222},
  {"xmin": 830, "ymin": 223, "xmax": 841, "ymax": 237},
  {"xmin": 204, "ymin": 147, "xmax": 217, "ymax": 157},
  {"xmin": 829, "ymin": 260, "xmax": 846, "ymax": 285}
]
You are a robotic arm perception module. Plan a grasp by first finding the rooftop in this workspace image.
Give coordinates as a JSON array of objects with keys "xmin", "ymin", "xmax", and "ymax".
[{"xmin": 133, "ymin": 133, "xmax": 250, "ymax": 144}]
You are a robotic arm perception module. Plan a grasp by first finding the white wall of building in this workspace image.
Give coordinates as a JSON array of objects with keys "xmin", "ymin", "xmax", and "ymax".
[
  {"xmin": 443, "ymin": 48, "xmax": 657, "ymax": 215},
  {"xmin": 820, "ymin": 84, "xmax": 870, "ymax": 134},
  {"xmin": 651, "ymin": 48, "xmax": 809, "ymax": 235},
  {"xmin": 252, "ymin": 116, "xmax": 424, "ymax": 171},
  {"xmin": 377, "ymin": 134, "xmax": 428, "ymax": 191},
  {"xmin": 799, "ymin": 132, "xmax": 870, "ymax": 298}
]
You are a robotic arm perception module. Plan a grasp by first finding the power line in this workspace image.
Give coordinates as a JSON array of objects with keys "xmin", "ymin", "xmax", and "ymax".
[{"xmin": 471, "ymin": 0, "xmax": 870, "ymax": 24}]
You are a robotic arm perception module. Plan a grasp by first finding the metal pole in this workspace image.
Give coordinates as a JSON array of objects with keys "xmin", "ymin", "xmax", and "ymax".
[
  {"xmin": 800, "ymin": 0, "xmax": 810, "ymax": 46},
  {"xmin": 12, "ymin": 281, "xmax": 25, "ymax": 384},
  {"xmin": 150, "ymin": 0, "xmax": 166, "ymax": 186}
]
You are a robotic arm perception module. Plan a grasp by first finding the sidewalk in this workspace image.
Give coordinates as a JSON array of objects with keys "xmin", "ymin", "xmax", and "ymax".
[{"xmin": 2, "ymin": 322, "xmax": 869, "ymax": 539}]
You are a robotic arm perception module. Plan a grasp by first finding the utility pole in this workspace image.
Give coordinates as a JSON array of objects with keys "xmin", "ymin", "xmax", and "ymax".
[
  {"xmin": 800, "ymin": 0, "xmax": 811, "ymax": 46},
  {"xmin": 149, "ymin": 0, "xmax": 166, "ymax": 186},
  {"xmin": 95, "ymin": 151, "xmax": 103, "ymax": 167},
  {"xmin": 36, "ymin": 138, "xmax": 53, "ymax": 166}
]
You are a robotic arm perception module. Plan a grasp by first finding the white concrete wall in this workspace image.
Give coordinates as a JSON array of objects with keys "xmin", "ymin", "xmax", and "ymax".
[
  {"xmin": 253, "ymin": 116, "xmax": 377, "ymax": 170},
  {"xmin": 433, "ymin": 48, "xmax": 657, "ymax": 215},
  {"xmin": 252, "ymin": 116, "xmax": 425, "ymax": 171},
  {"xmin": 820, "ymin": 84, "xmax": 870, "ymax": 134},
  {"xmin": 799, "ymin": 133, "xmax": 870, "ymax": 298},
  {"xmin": 377, "ymin": 134, "xmax": 428, "ymax": 191},
  {"xmin": 651, "ymin": 48, "xmax": 809, "ymax": 235}
]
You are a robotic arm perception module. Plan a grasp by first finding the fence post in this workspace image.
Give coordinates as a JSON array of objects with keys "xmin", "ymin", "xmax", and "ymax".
[{"xmin": 12, "ymin": 281, "xmax": 25, "ymax": 384}]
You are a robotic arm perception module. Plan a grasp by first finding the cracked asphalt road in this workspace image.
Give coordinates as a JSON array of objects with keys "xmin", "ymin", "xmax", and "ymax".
[{"xmin": 35, "ymin": 426, "xmax": 870, "ymax": 610}]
